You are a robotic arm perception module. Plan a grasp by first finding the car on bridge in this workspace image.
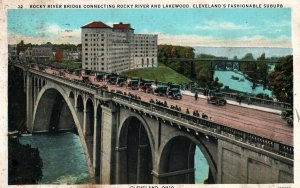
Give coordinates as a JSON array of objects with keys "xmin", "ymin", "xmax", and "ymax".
[
  {"xmin": 207, "ymin": 90, "xmax": 227, "ymax": 106},
  {"xmin": 95, "ymin": 73, "xmax": 105, "ymax": 81},
  {"xmin": 116, "ymin": 77, "xmax": 126, "ymax": 87},
  {"xmin": 82, "ymin": 75, "xmax": 90, "ymax": 83},
  {"xmin": 126, "ymin": 79, "xmax": 139, "ymax": 90},
  {"xmin": 167, "ymin": 88, "xmax": 182, "ymax": 100},
  {"xmin": 154, "ymin": 85, "xmax": 168, "ymax": 96}
]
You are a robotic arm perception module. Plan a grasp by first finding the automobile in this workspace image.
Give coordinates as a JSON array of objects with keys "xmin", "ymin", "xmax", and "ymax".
[
  {"xmin": 74, "ymin": 69, "xmax": 82, "ymax": 76},
  {"xmin": 207, "ymin": 90, "xmax": 227, "ymax": 106},
  {"xmin": 82, "ymin": 75, "xmax": 90, "ymax": 83},
  {"xmin": 168, "ymin": 88, "xmax": 182, "ymax": 99},
  {"xmin": 169, "ymin": 84, "xmax": 180, "ymax": 89},
  {"xmin": 116, "ymin": 77, "xmax": 126, "ymax": 87},
  {"xmin": 107, "ymin": 76, "xmax": 117, "ymax": 85},
  {"xmin": 139, "ymin": 82, "xmax": 153, "ymax": 93},
  {"xmin": 105, "ymin": 73, "xmax": 116, "ymax": 82},
  {"xmin": 126, "ymin": 79, "xmax": 139, "ymax": 90},
  {"xmin": 154, "ymin": 85, "xmax": 168, "ymax": 96},
  {"xmin": 95, "ymin": 73, "xmax": 104, "ymax": 81},
  {"xmin": 84, "ymin": 69, "xmax": 92, "ymax": 76}
]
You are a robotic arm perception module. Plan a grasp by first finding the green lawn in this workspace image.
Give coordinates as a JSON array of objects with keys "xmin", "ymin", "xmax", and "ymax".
[
  {"xmin": 54, "ymin": 61, "xmax": 81, "ymax": 69},
  {"xmin": 122, "ymin": 64, "xmax": 192, "ymax": 84}
]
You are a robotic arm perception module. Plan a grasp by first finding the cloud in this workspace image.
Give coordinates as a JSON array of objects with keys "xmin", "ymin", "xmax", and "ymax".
[
  {"xmin": 157, "ymin": 33, "xmax": 291, "ymax": 48},
  {"xmin": 8, "ymin": 24, "xmax": 291, "ymax": 48},
  {"xmin": 8, "ymin": 24, "xmax": 81, "ymax": 44},
  {"xmin": 195, "ymin": 21, "xmax": 254, "ymax": 30}
]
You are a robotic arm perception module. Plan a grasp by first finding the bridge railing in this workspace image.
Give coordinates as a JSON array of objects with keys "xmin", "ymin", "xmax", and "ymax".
[
  {"xmin": 193, "ymin": 87, "xmax": 291, "ymax": 110},
  {"xmin": 111, "ymin": 91, "xmax": 293, "ymax": 159},
  {"xmin": 221, "ymin": 92, "xmax": 292, "ymax": 110}
]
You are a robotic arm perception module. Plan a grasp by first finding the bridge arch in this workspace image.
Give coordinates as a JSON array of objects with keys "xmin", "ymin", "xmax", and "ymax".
[
  {"xmin": 76, "ymin": 94, "xmax": 84, "ymax": 111},
  {"xmin": 69, "ymin": 91, "xmax": 75, "ymax": 98},
  {"xmin": 32, "ymin": 83, "xmax": 81, "ymax": 134},
  {"xmin": 158, "ymin": 132, "xmax": 217, "ymax": 184},
  {"xmin": 31, "ymin": 82, "xmax": 94, "ymax": 178},
  {"xmin": 38, "ymin": 78, "xmax": 42, "ymax": 89},
  {"xmin": 116, "ymin": 114, "xmax": 155, "ymax": 184}
]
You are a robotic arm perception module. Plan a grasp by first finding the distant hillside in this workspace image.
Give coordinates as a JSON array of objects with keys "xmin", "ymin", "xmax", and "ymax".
[{"xmin": 122, "ymin": 64, "xmax": 192, "ymax": 84}]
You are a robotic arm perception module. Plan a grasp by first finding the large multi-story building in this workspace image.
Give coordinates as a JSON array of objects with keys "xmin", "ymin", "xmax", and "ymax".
[{"xmin": 81, "ymin": 21, "xmax": 157, "ymax": 73}]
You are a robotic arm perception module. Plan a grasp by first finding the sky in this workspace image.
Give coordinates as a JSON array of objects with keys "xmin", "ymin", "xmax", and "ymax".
[{"xmin": 7, "ymin": 8, "xmax": 291, "ymax": 47}]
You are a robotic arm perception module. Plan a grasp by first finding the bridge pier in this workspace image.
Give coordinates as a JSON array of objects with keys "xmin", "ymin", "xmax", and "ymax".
[
  {"xmin": 100, "ymin": 105, "xmax": 117, "ymax": 184},
  {"xmin": 23, "ymin": 72, "xmax": 26, "ymax": 93},
  {"xmin": 26, "ymin": 72, "xmax": 33, "ymax": 132},
  {"xmin": 216, "ymin": 140, "xmax": 293, "ymax": 183},
  {"xmin": 83, "ymin": 109, "xmax": 91, "ymax": 136},
  {"xmin": 33, "ymin": 78, "xmax": 38, "ymax": 108},
  {"xmin": 93, "ymin": 108, "xmax": 101, "ymax": 183},
  {"xmin": 115, "ymin": 146, "xmax": 127, "ymax": 183}
]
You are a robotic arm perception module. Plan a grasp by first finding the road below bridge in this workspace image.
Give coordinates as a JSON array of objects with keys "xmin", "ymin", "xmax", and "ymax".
[{"xmin": 42, "ymin": 66, "xmax": 293, "ymax": 146}]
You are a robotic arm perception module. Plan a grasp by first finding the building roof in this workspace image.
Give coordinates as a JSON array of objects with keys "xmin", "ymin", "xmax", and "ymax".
[
  {"xmin": 81, "ymin": 21, "xmax": 112, "ymax": 29},
  {"xmin": 113, "ymin": 22, "xmax": 134, "ymax": 30}
]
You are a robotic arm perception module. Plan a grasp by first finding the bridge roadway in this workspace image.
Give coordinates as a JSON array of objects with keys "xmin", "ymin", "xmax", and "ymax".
[{"xmin": 39, "ymin": 66, "xmax": 293, "ymax": 146}]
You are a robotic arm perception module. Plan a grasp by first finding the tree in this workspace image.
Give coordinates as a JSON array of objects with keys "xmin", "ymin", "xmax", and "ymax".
[
  {"xmin": 241, "ymin": 53, "xmax": 255, "ymax": 61},
  {"xmin": 209, "ymin": 77, "xmax": 223, "ymax": 91},
  {"xmin": 8, "ymin": 138, "xmax": 43, "ymax": 184},
  {"xmin": 268, "ymin": 55, "xmax": 293, "ymax": 103},
  {"xmin": 257, "ymin": 53, "xmax": 266, "ymax": 61},
  {"xmin": 171, "ymin": 47, "xmax": 178, "ymax": 58}
]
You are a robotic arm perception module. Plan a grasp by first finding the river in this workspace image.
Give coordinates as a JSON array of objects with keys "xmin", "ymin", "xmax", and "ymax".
[
  {"xmin": 19, "ymin": 132, "xmax": 209, "ymax": 184},
  {"xmin": 214, "ymin": 70, "xmax": 272, "ymax": 96},
  {"xmin": 19, "ymin": 132, "xmax": 90, "ymax": 184}
]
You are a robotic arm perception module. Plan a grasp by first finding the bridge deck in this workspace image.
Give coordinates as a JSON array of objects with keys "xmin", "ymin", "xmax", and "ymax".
[{"xmin": 41, "ymin": 67, "xmax": 293, "ymax": 146}]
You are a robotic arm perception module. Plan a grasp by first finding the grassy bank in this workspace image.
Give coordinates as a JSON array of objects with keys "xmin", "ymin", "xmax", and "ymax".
[
  {"xmin": 54, "ymin": 61, "xmax": 81, "ymax": 69},
  {"xmin": 122, "ymin": 64, "xmax": 192, "ymax": 84}
]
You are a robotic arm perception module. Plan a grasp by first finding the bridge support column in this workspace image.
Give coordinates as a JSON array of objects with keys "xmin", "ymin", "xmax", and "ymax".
[
  {"xmin": 100, "ymin": 105, "xmax": 117, "ymax": 184},
  {"xmin": 115, "ymin": 146, "xmax": 127, "ymax": 184},
  {"xmin": 137, "ymin": 144, "xmax": 150, "ymax": 183},
  {"xmin": 83, "ymin": 109, "xmax": 91, "ymax": 136},
  {"xmin": 23, "ymin": 72, "xmax": 26, "ymax": 93},
  {"xmin": 93, "ymin": 113, "xmax": 100, "ymax": 183},
  {"xmin": 26, "ymin": 73, "xmax": 33, "ymax": 132},
  {"xmin": 33, "ymin": 78, "xmax": 38, "ymax": 107}
]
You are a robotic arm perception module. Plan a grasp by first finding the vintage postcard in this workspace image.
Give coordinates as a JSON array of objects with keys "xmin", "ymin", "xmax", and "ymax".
[{"xmin": 1, "ymin": 0, "xmax": 299, "ymax": 187}]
